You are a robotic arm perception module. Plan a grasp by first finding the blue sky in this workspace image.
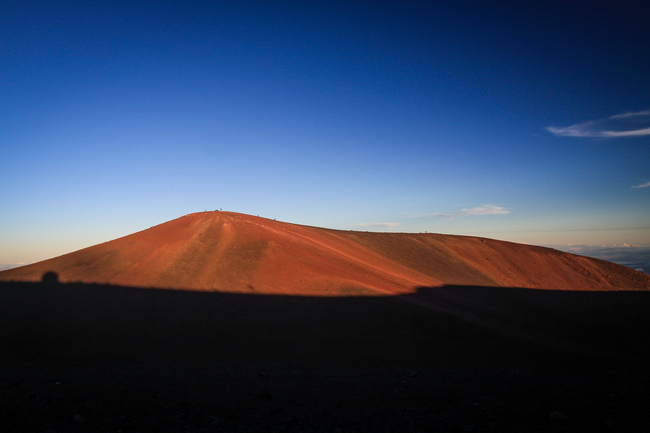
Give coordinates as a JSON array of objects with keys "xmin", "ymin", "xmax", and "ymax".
[{"xmin": 1, "ymin": 0, "xmax": 649, "ymax": 265}]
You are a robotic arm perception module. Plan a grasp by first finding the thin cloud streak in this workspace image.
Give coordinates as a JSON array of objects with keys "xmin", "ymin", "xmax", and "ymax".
[
  {"xmin": 610, "ymin": 109, "xmax": 650, "ymax": 119},
  {"xmin": 547, "ymin": 110, "xmax": 650, "ymax": 138},
  {"xmin": 632, "ymin": 181, "xmax": 650, "ymax": 189},
  {"xmin": 356, "ymin": 222, "xmax": 401, "ymax": 228},
  {"xmin": 434, "ymin": 204, "xmax": 510, "ymax": 220}
]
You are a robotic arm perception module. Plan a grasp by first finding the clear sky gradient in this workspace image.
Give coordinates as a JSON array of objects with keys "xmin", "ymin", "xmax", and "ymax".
[{"xmin": 2, "ymin": 0, "xmax": 649, "ymax": 265}]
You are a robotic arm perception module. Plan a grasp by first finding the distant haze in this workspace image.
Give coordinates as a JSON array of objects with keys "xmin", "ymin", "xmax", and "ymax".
[{"xmin": 554, "ymin": 245, "xmax": 650, "ymax": 275}]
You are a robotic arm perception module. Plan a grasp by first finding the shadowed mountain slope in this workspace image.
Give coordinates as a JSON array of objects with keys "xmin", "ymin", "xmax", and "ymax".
[
  {"xmin": 1, "ymin": 211, "xmax": 648, "ymax": 294},
  {"xmin": 2, "ymin": 280, "xmax": 650, "ymax": 432}
]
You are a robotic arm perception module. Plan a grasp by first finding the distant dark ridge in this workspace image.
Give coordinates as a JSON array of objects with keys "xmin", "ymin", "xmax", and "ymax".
[{"xmin": 0, "ymin": 264, "xmax": 25, "ymax": 272}]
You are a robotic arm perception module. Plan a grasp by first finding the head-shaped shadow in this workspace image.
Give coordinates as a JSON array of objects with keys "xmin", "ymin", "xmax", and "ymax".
[{"xmin": 40, "ymin": 271, "xmax": 59, "ymax": 284}]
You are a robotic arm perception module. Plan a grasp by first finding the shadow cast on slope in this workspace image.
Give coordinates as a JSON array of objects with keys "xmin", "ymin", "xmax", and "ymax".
[
  {"xmin": 407, "ymin": 285, "xmax": 650, "ymax": 362},
  {"xmin": 1, "ymin": 279, "xmax": 650, "ymax": 432},
  {"xmin": 4, "ymin": 280, "xmax": 649, "ymax": 367}
]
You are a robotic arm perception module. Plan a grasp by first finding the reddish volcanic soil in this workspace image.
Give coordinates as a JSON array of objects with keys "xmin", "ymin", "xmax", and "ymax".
[
  {"xmin": 1, "ymin": 211, "xmax": 647, "ymax": 293},
  {"xmin": 1, "ymin": 211, "xmax": 649, "ymax": 432}
]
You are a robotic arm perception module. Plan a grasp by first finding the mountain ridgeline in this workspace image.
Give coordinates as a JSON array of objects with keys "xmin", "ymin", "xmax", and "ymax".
[{"xmin": 1, "ymin": 211, "xmax": 647, "ymax": 293}]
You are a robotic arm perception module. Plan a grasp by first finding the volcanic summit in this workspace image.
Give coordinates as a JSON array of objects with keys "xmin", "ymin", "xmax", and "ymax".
[{"xmin": 1, "ymin": 211, "xmax": 648, "ymax": 293}]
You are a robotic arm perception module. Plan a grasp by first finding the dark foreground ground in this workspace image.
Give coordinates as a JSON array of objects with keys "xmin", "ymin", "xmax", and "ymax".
[{"xmin": 1, "ymin": 280, "xmax": 650, "ymax": 432}]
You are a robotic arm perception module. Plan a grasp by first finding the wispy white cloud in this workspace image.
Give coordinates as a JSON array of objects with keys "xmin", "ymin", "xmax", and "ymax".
[
  {"xmin": 547, "ymin": 109, "xmax": 650, "ymax": 138},
  {"xmin": 632, "ymin": 181, "xmax": 650, "ymax": 189},
  {"xmin": 610, "ymin": 110, "xmax": 650, "ymax": 119},
  {"xmin": 355, "ymin": 222, "xmax": 401, "ymax": 228},
  {"xmin": 433, "ymin": 204, "xmax": 510, "ymax": 220}
]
